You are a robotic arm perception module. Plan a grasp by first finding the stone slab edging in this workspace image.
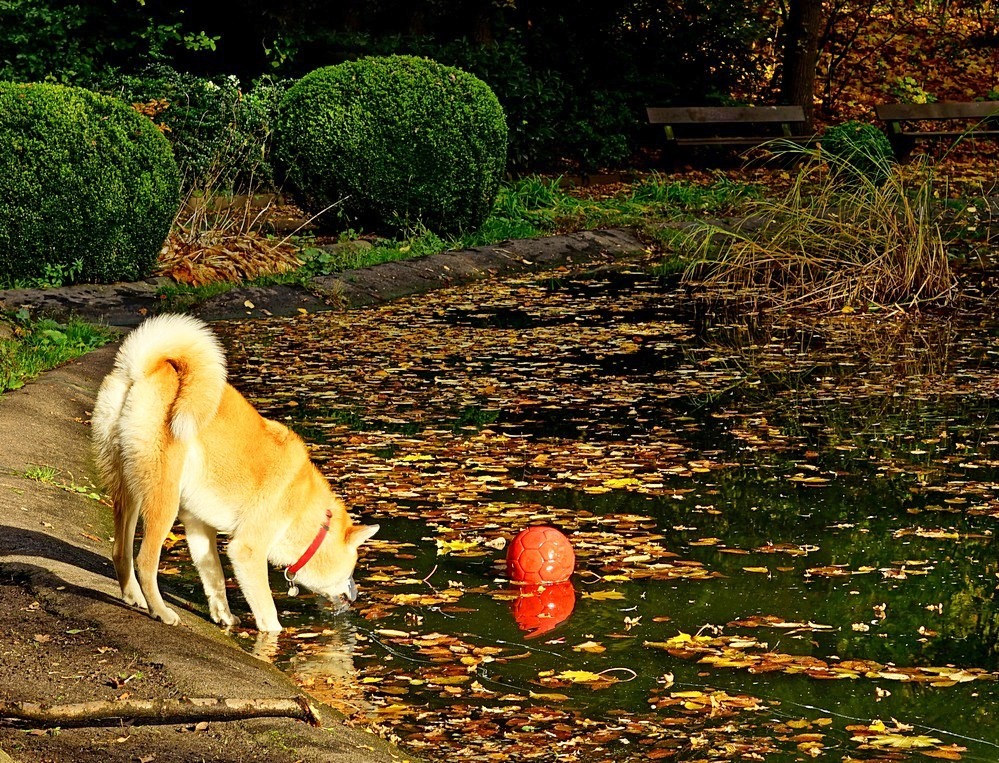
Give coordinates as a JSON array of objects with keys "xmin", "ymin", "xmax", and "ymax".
[{"xmin": 0, "ymin": 228, "xmax": 645, "ymax": 327}]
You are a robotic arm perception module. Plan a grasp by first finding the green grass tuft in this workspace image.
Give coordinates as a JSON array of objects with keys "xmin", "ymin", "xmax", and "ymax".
[{"xmin": 0, "ymin": 311, "xmax": 114, "ymax": 393}]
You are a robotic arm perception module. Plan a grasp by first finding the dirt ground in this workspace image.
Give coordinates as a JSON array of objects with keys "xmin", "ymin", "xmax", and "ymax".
[{"xmin": 0, "ymin": 230, "xmax": 645, "ymax": 762}]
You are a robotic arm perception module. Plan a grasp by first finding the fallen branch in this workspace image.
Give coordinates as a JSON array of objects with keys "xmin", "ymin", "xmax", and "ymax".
[{"xmin": 0, "ymin": 696, "xmax": 322, "ymax": 728}]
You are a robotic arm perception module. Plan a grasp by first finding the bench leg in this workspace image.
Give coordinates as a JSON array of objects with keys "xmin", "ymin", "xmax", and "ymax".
[{"xmin": 886, "ymin": 124, "xmax": 914, "ymax": 161}]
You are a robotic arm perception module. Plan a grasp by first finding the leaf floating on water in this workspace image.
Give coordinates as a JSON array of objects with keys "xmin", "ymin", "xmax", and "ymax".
[
  {"xmin": 435, "ymin": 538, "xmax": 485, "ymax": 556},
  {"xmin": 582, "ymin": 589, "xmax": 626, "ymax": 601},
  {"xmin": 853, "ymin": 733, "xmax": 942, "ymax": 749},
  {"xmin": 528, "ymin": 691, "xmax": 570, "ymax": 701},
  {"xmin": 785, "ymin": 473, "xmax": 831, "ymax": 485},
  {"xmin": 555, "ymin": 670, "xmax": 607, "ymax": 683}
]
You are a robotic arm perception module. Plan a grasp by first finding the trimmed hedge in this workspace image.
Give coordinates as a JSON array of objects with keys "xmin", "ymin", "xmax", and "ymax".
[
  {"xmin": 0, "ymin": 82, "xmax": 180, "ymax": 286},
  {"xmin": 274, "ymin": 55, "xmax": 507, "ymax": 236}
]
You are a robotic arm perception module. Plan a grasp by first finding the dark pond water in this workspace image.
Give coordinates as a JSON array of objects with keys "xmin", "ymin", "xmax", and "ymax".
[{"xmin": 177, "ymin": 263, "xmax": 999, "ymax": 761}]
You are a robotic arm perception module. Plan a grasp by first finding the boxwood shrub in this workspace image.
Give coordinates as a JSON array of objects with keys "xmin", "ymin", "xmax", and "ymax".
[
  {"xmin": 0, "ymin": 82, "xmax": 180, "ymax": 285},
  {"xmin": 821, "ymin": 121, "xmax": 895, "ymax": 185},
  {"xmin": 274, "ymin": 55, "xmax": 508, "ymax": 236}
]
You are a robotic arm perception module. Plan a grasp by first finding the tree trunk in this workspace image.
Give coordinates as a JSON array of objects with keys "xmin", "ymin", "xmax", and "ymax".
[
  {"xmin": 0, "ymin": 696, "xmax": 322, "ymax": 727},
  {"xmin": 780, "ymin": 0, "xmax": 825, "ymax": 129}
]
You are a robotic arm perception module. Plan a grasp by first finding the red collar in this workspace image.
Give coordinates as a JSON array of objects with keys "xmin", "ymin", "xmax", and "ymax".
[{"xmin": 286, "ymin": 509, "xmax": 333, "ymax": 578}]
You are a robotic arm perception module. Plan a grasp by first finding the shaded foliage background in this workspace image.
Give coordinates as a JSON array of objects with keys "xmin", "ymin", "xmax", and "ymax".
[{"xmin": 1, "ymin": 0, "xmax": 997, "ymax": 170}]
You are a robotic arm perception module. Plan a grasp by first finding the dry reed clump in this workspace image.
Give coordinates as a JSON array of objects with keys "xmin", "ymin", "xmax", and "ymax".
[
  {"xmin": 683, "ymin": 149, "xmax": 956, "ymax": 311},
  {"xmin": 157, "ymin": 194, "xmax": 303, "ymax": 286}
]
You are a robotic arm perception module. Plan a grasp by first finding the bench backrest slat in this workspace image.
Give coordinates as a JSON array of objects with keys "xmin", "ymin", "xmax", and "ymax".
[
  {"xmin": 646, "ymin": 105, "xmax": 806, "ymax": 125},
  {"xmin": 876, "ymin": 101, "xmax": 999, "ymax": 121}
]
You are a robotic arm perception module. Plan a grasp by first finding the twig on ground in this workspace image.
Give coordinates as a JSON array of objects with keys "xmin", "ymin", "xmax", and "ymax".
[{"xmin": 0, "ymin": 695, "xmax": 322, "ymax": 728}]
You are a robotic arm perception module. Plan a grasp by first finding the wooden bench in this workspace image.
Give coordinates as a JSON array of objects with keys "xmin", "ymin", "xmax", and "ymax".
[
  {"xmin": 875, "ymin": 101, "xmax": 999, "ymax": 158},
  {"xmin": 645, "ymin": 105, "xmax": 813, "ymax": 152}
]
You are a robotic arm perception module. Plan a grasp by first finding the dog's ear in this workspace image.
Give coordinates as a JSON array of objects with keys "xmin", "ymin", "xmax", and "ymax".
[{"xmin": 347, "ymin": 523, "xmax": 379, "ymax": 548}]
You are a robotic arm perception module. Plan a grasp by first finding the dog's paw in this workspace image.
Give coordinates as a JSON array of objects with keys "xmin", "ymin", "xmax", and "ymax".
[
  {"xmin": 124, "ymin": 594, "xmax": 149, "ymax": 611},
  {"xmin": 154, "ymin": 607, "xmax": 181, "ymax": 626},
  {"xmin": 210, "ymin": 604, "xmax": 240, "ymax": 627},
  {"xmin": 122, "ymin": 585, "xmax": 148, "ymax": 611},
  {"xmin": 255, "ymin": 618, "xmax": 283, "ymax": 633}
]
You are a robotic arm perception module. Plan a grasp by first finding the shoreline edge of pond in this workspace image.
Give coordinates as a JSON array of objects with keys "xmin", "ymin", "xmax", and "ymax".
[{"xmin": 0, "ymin": 228, "xmax": 647, "ymax": 328}]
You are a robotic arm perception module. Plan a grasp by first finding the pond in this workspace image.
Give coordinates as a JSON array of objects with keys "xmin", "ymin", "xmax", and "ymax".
[{"xmin": 186, "ymin": 260, "xmax": 999, "ymax": 761}]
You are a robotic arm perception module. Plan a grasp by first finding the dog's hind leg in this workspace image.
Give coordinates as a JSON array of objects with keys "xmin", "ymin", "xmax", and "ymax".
[
  {"xmin": 181, "ymin": 511, "xmax": 240, "ymax": 627},
  {"xmin": 112, "ymin": 496, "xmax": 148, "ymax": 611},
  {"xmin": 134, "ymin": 458, "xmax": 184, "ymax": 626}
]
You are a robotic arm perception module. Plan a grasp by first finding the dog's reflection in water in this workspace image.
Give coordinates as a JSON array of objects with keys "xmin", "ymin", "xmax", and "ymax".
[{"xmin": 252, "ymin": 626, "xmax": 372, "ymax": 715}]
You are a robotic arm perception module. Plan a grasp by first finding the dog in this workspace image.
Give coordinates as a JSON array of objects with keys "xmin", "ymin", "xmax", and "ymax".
[{"xmin": 91, "ymin": 314, "xmax": 378, "ymax": 632}]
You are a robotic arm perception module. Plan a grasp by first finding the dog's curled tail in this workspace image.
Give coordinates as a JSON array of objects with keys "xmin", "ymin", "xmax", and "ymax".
[{"xmin": 113, "ymin": 313, "xmax": 227, "ymax": 440}]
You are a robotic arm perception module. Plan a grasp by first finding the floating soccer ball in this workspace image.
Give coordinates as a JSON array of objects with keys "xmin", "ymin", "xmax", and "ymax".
[
  {"xmin": 506, "ymin": 526, "xmax": 575, "ymax": 584},
  {"xmin": 511, "ymin": 581, "xmax": 576, "ymax": 638}
]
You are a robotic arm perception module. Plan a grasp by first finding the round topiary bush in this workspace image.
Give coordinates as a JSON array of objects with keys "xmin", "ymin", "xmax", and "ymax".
[
  {"xmin": 0, "ymin": 82, "xmax": 180, "ymax": 286},
  {"xmin": 820, "ymin": 121, "xmax": 895, "ymax": 185},
  {"xmin": 274, "ymin": 55, "xmax": 508, "ymax": 236}
]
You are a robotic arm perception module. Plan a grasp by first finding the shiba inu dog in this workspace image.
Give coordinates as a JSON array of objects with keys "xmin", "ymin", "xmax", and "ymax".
[{"xmin": 91, "ymin": 314, "xmax": 377, "ymax": 632}]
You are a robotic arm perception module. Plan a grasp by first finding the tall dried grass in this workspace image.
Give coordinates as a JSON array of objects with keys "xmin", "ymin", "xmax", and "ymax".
[
  {"xmin": 683, "ymin": 146, "xmax": 956, "ymax": 311},
  {"xmin": 159, "ymin": 191, "xmax": 305, "ymax": 286}
]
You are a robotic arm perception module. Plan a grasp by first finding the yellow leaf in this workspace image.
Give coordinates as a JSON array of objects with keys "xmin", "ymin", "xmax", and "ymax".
[
  {"xmin": 856, "ymin": 734, "xmax": 942, "ymax": 749},
  {"xmin": 603, "ymin": 477, "xmax": 641, "ymax": 489},
  {"xmin": 432, "ymin": 675, "xmax": 470, "ymax": 686},
  {"xmin": 436, "ymin": 538, "xmax": 481, "ymax": 555},
  {"xmin": 644, "ymin": 633, "xmax": 695, "ymax": 650},
  {"xmin": 556, "ymin": 670, "xmax": 610, "ymax": 684},
  {"xmin": 529, "ymin": 691, "xmax": 570, "ymax": 701},
  {"xmin": 572, "ymin": 640, "xmax": 606, "ymax": 653},
  {"xmin": 582, "ymin": 590, "xmax": 626, "ymax": 601}
]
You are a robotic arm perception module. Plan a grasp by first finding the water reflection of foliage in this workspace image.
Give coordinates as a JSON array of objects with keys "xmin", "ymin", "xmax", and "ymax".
[
  {"xmin": 687, "ymin": 306, "xmax": 999, "ymax": 478},
  {"xmin": 694, "ymin": 305, "xmax": 960, "ymax": 385}
]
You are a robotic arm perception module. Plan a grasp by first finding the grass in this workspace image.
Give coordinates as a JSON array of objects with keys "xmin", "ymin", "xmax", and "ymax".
[
  {"xmin": 0, "ymin": 311, "xmax": 114, "ymax": 393},
  {"xmin": 24, "ymin": 464, "xmax": 60, "ymax": 483},
  {"xmin": 680, "ymin": 145, "xmax": 956, "ymax": 311},
  {"xmin": 153, "ymin": 173, "xmax": 761, "ymax": 309}
]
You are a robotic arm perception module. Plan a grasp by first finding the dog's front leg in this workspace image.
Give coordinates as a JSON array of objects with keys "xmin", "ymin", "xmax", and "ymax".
[
  {"xmin": 181, "ymin": 511, "xmax": 240, "ymax": 627},
  {"xmin": 227, "ymin": 538, "xmax": 282, "ymax": 632}
]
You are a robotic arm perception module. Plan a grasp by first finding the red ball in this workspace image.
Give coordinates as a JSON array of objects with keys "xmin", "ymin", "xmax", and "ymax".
[
  {"xmin": 506, "ymin": 526, "xmax": 575, "ymax": 584},
  {"xmin": 511, "ymin": 581, "xmax": 576, "ymax": 638}
]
